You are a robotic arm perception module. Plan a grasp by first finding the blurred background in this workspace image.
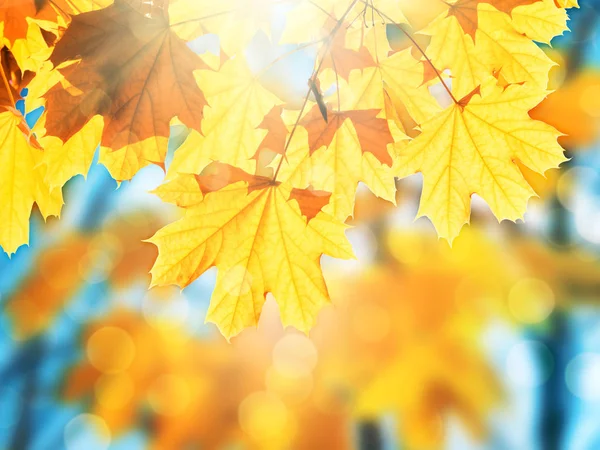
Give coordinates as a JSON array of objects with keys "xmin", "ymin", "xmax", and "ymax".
[{"xmin": 2, "ymin": 2, "xmax": 600, "ymax": 450}]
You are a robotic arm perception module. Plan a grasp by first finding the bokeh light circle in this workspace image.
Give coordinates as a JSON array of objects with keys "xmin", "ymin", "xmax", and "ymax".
[
  {"xmin": 238, "ymin": 391, "xmax": 291, "ymax": 443},
  {"xmin": 148, "ymin": 374, "xmax": 191, "ymax": 416},
  {"xmin": 273, "ymin": 334, "xmax": 318, "ymax": 374},
  {"xmin": 64, "ymin": 414, "xmax": 111, "ymax": 450},
  {"xmin": 86, "ymin": 326, "xmax": 136, "ymax": 374},
  {"xmin": 142, "ymin": 288, "xmax": 190, "ymax": 331},
  {"xmin": 508, "ymin": 278, "xmax": 555, "ymax": 324},
  {"xmin": 557, "ymin": 167, "xmax": 597, "ymax": 212},
  {"xmin": 265, "ymin": 365, "xmax": 313, "ymax": 405},
  {"xmin": 565, "ymin": 353, "xmax": 600, "ymax": 402},
  {"xmin": 95, "ymin": 373, "xmax": 135, "ymax": 410}
]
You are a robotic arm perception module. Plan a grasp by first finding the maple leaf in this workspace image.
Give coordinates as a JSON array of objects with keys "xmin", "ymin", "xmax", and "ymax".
[
  {"xmin": 253, "ymin": 105, "xmax": 288, "ymax": 158},
  {"xmin": 447, "ymin": 0, "xmax": 541, "ymax": 40},
  {"xmin": 169, "ymin": 0, "xmax": 274, "ymax": 56},
  {"xmin": 320, "ymin": 25, "xmax": 376, "ymax": 81},
  {"xmin": 0, "ymin": 0, "xmax": 53, "ymax": 45},
  {"xmin": 273, "ymin": 50, "xmax": 434, "ymax": 222},
  {"xmin": 49, "ymin": 0, "xmax": 114, "ymax": 14},
  {"xmin": 397, "ymin": 79, "xmax": 565, "ymax": 242},
  {"xmin": 0, "ymin": 110, "xmax": 62, "ymax": 255},
  {"xmin": 168, "ymin": 57, "xmax": 282, "ymax": 177},
  {"xmin": 0, "ymin": 0, "xmax": 68, "ymax": 72},
  {"xmin": 474, "ymin": 3, "xmax": 565, "ymax": 86},
  {"xmin": 152, "ymin": 172, "xmax": 205, "ymax": 208},
  {"xmin": 423, "ymin": 1, "xmax": 565, "ymax": 98},
  {"xmin": 0, "ymin": 0, "xmax": 580, "ymax": 346},
  {"xmin": 555, "ymin": 0, "xmax": 578, "ymax": 6},
  {"xmin": 326, "ymin": 48, "xmax": 442, "ymax": 127},
  {"xmin": 509, "ymin": 0, "xmax": 569, "ymax": 44},
  {"xmin": 300, "ymin": 104, "xmax": 394, "ymax": 166},
  {"xmin": 38, "ymin": 115, "xmax": 103, "ymax": 189},
  {"xmin": 0, "ymin": 46, "xmax": 62, "ymax": 255},
  {"xmin": 279, "ymin": 114, "xmax": 398, "ymax": 221},
  {"xmin": 148, "ymin": 163, "xmax": 354, "ymax": 339},
  {"xmin": 18, "ymin": 60, "xmax": 104, "ymax": 189},
  {"xmin": 42, "ymin": 0, "xmax": 207, "ymax": 180}
]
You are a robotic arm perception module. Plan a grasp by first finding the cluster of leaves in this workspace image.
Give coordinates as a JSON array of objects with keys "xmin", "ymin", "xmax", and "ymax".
[{"xmin": 0, "ymin": 0, "xmax": 577, "ymax": 338}]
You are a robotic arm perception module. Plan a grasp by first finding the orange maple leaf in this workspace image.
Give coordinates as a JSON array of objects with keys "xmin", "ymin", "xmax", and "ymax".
[
  {"xmin": 321, "ymin": 25, "xmax": 376, "ymax": 81},
  {"xmin": 289, "ymin": 186, "xmax": 332, "ymax": 221},
  {"xmin": 300, "ymin": 104, "xmax": 394, "ymax": 166},
  {"xmin": 43, "ymin": 0, "xmax": 206, "ymax": 153},
  {"xmin": 253, "ymin": 105, "xmax": 288, "ymax": 158},
  {"xmin": 0, "ymin": 0, "xmax": 61, "ymax": 44}
]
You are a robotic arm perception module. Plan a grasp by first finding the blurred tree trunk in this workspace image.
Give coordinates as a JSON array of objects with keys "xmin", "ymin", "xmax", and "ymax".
[
  {"xmin": 539, "ymin": 7, "xmax": 598, "ymax": 450},
  {"xmin": 6, "ymin": 337, "xmax": 43, "ymax": 450},
  {"xmin": 538, "ymin": 306, "xmax": 569, "ymax": 450},
  {"xmin": 358, "ymin": 421, "xmax": 384, "ymax": 450}
]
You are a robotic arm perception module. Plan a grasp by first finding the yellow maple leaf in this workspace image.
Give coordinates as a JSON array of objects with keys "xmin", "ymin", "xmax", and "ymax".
[
  {"xmin": 279, "ymin": 115, "xmax": 398, "ymax": 222},
  {"xmin": 19, "ymin": 62, "xmax": 103, "ymax": 189},
  {"xmin": 148, "ymin": 163, "xmax": 354, "ymax": 338},
  {"xmin": 421, "ymin": 11, "xmax": 489, "ymax": 100},
  {"xmin": 168, "ymin": 57, "xmax": 282, "ymax": 177},
  {"xmin": 423, "ymin": 1, "xmax": 565, "ymax": 99},
  {"xmin": 510, "ymin": 0, "xmax": 569, "ymax": 45},
  {"xmin": 0, "ymin": 111, "xmax": 62, "ymax": 255},
  {"xmin": 169, "ymin": 0, "xmax": 273, "ymax": 55},
  {"xmin": 397, "ymin": 79, "xmax": 565, "ymax": 242},
  {"xmin": 325, "ymin": 48, "xmax": 441, "ymax": 125},
  {"xmin": 152, "ymin": 173, "xmax": 205, "ymax": 208},
  {"xmin": 50, "ymin": 0, "xmax": 114, "ymax": 14},
  {"xmin": 555, "ymin": 0, "xmax": 578, "ymax": 7}
]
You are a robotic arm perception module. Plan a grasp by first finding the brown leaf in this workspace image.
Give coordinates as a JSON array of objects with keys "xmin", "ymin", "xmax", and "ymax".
[
  {"xmin": 321, "ymin": 27, "xmax": 376, "ymax": 81},
  {"xmin": 195, "ymin": 162, "xmax": 275, "ymax": 195},
  {"xmin": 44, "ymin": 0, "xmax": 206, "ymax": 151},
  {"xmin": 300, "ymin": 104, "xmax": 394, "ymax": 166},
  {"xmin": 458, "ymin": 85, "xmax": 481, "ymax": 108},
  {"xmin": 253, "ymin": 105, "xmax": 288, "ymax": 158},
  {"xmin": 289, "ymin": 186, "xmax": 332, "ymax": 222}
]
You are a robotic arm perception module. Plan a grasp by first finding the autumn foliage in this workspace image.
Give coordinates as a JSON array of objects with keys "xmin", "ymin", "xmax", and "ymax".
[{"xmin": 0, "ymin": 0, "xmax": 578, "ymax": 338}]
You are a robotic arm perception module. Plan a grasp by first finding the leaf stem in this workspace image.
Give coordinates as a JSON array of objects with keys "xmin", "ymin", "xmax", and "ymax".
[
  {"xmin": 330, "ymin": 53, "xmax": 341, "ymax": 111},
  {"xmin": 366, "ymin": 2, "xmax": 458, "ymax": 105},
  {"xmin": 272, "ymin": 0, "xmax": 360, "ymax": 182}
]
